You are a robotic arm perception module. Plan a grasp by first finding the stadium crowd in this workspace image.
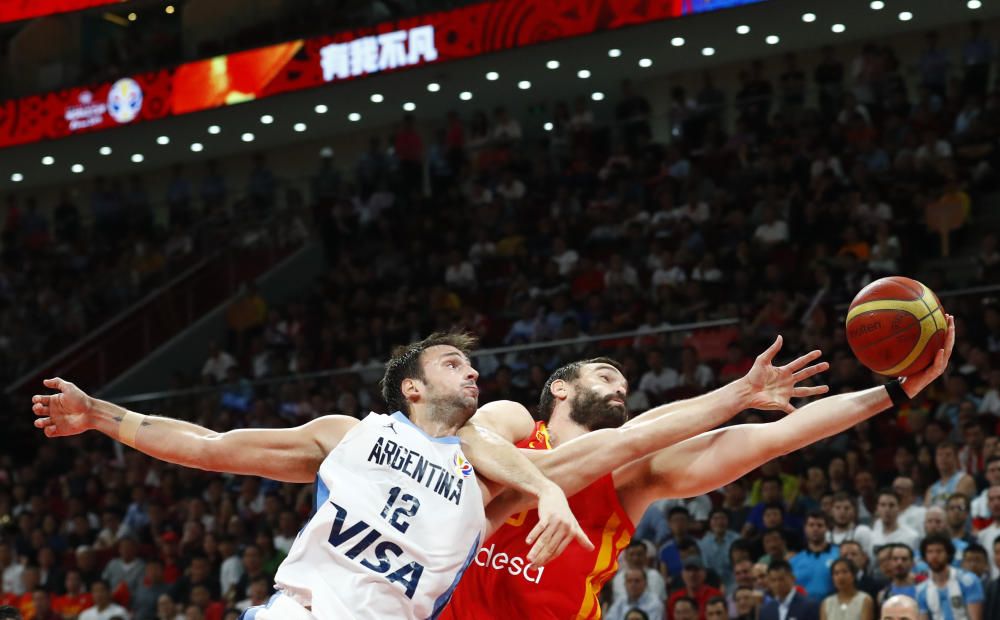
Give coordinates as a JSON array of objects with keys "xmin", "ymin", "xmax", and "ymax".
[{"xmin": 3, "ymin": 23, "xmax": 1000, "ymax": 620}]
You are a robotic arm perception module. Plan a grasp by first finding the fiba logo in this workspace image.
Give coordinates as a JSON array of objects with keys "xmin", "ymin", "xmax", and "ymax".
[{"xmin": 107, "ymin": 78, "xmax": 143, "ymax": 124}]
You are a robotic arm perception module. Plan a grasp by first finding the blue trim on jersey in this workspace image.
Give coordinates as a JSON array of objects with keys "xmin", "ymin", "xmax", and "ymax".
[
  {"xmin": 427, "ymin": 533, "xmax": 481, "ymax": 619},
  {"xmin": 239, "ymin": 592, "xmax": 280, "ymax": 620},
  {"xmin": 391, "ymin": 411, "xmax": 462, "ymax": 444},
  {"xmin": 315, "ymin": 474, "xmax": 331, "ymax": 513}
]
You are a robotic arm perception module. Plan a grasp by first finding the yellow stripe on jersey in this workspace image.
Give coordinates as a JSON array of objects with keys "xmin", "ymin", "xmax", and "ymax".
[{"xmin": 576, "ymin": 512, "xmax": 627, "ymax": 619}]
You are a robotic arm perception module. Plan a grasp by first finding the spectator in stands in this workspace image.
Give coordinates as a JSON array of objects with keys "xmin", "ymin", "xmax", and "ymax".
[
  {"xmin": 155, "ymin": 593, "xmax": 182, "ymax": 620},
  {"xmin": 704, "ymin": 595, "xmax": 727, "ymax": 620},
  {"xmin": 234, "ymin": 577, "xmax": 271, "ymax": 613},
  {"xmin": 79, "ymin": 580, "xmax": 128, "ymax": 620},
  {"xmin": 976, "ymin": 486, "xmax": 1000, "ymax": 575},
  {"xmin": 0, "ymin": 607, "xmax": 20, "ymax": 620},
  {"xmin": 611, "ymin": 542, "xmax": 666, "ymax": 603},
  {"xmin": 659, "ymin": 507, "xmax": 695, "ymax": 579},
  {"xmin": 946, "ymin": 493, "xmax": 977, "ymax": 546},
  {"xmin": 52, "ymin": 569, "xmax": 93, "ymax": 617},
  {"xmin": 972, "ymin": 462, "xmax": 1000, "ymax": 525},
  {"xmin": 879, "ymin": 543, "xmax": 918, "ymax": 606},
  {"xmin": 606, "ymin": 568, "xmax": 663, "ymax": 620},
  {"xmin": 871, "ymin": 489, "xmax": 921, "ymax": 555},
  {"xmin": 1, "ymin": 543, "xmax": 23, "ymax": 597},
  {"xmin": 699, "ymin": 509, "xmax": 739, "ymax": 593},
  {"xmin": 985, "ymin": 537, "xmax": 1000, "ymax": 617},
  {"xmin": 133, "ymin": 560, "xmax": 170, "ymax": 620},
  {"xmin": 101, "ymin": 536, "xmax": 145, "ymax": 600},
  {"xmin": 961, "ymin": 543, "xmax": 991, "ymax": 584},
  {"xmin": 916, "ymin": 533, "xmax": 984, "ymax": 618},
  {"xmin": 200, "ymin": 343, "xmax": 237, "ymax": 385},
  {"xmin": 792, "ymin": 512, "xmax": 839, "ymax": 600},
  {"xmin": 727, "ymin": 559, "xmax": 755, "ymax": 615},
  {"xmin": 926, "ymin": 443, "xmax": 977, "ymax": 508},
  {"xmin": 760, "ymin": 560, "xmax": 819, "ymax": 620},
  {"xmin": 30, "ymin": 589, "xmax": 59, "ymax": 620},
  {"xmin": 839, "ymin": 540, "xmax": 883, "ymax": 601},
  {"xmin": 880, "ymin": 594, "xmax": 919, "ymax": 620},
  {"xmin": 666, "ymin": 556, "xmax": 721, "ymax": 619},
  {"xmin": 829, "ymin": 492, "xmax": 874, "ymax": 553},
  {"xmin": 230, "ymin": 546, "xmax": 270, "ymax": 602},
  {"xmin": 669, "ymin": 596, "xmax": 698, "ymax": 620},
  {"xmin": 959, "ymin": 421, "xmax": 987, "ymax": 476},
  {"xmin": 892, "ymin": 478, "xmax": 927, "ymax": 537},
  {"xmin": 822, "ymin": 558, "xmax": 874, "ymax": 620}
]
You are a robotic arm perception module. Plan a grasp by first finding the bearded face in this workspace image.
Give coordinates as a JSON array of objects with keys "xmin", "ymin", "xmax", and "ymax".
[{"xmin": 569, "ymin": 385, "xmax": 628, "ymax": 430}]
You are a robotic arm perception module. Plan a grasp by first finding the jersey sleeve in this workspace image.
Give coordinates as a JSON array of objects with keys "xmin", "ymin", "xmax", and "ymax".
[
  {"xmin": 915, "ymin": 584, "xmax": 928, "ymax": 612},
  {"xmin": 961, "ymin": 570, "xmax": 985, "ymax": 604}
]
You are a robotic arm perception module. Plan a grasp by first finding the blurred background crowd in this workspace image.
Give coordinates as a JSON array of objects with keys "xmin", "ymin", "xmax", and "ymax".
[{"xmin": 2, "ymin": 5, "xmax": 1000, "ymax": 620}]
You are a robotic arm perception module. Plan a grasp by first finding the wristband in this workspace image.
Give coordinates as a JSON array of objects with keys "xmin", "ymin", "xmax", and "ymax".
[
  {"xmin": 885, "ymin": 379, "xmax": 910, "ymax": 408},
  {"xmin": 118, "ymin": 410, "xmax": 144, "ymax": 448}
]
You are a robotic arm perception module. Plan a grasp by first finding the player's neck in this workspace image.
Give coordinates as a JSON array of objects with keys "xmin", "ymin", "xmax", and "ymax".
[
  {"xmin": 545, "ymin": 412, "xmax": 589, "ymax": 446},
  {"xmin": 409, "ymin": 406, "xmax": 465, "ymax": 438}
]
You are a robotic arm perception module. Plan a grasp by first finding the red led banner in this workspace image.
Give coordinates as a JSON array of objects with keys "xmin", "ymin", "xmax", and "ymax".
[
  {"xmin": 0, "ymin": 0, "xmax": 763, "ymax": 149},
  {"xmin": 0, "ymin": 0, "xmax": 123, "ymax": 24}
]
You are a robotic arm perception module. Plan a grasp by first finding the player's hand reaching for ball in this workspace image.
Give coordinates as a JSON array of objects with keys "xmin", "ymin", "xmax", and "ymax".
[
  {"xmin": 525, "ymin": 483, "xmax": 594, "ymax": 566},
  {"xmin": 901, "ymin": 314, "xmax": 955, "ymax": 397},
  {"xmin": 32, "ymin": 377, "xmax": 95, "ymax": 438},
  {"xmin": 742, "ymin": 336, "xmax": 830, "ymax": 414}
]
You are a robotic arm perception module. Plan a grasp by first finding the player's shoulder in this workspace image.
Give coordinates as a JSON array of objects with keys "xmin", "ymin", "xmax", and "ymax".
[
  {"xmin": 305, "ymin": 414, "xmax": 363, "ymax": 453},
  {"xmin": 468, "ymin": 400, "xmax": 536, "ymax": 443}
]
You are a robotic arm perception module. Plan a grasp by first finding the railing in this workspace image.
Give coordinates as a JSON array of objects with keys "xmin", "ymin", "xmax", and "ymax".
[
  {"xmin": 5, "ymin": 179, "xmax": 314, "ymax": 396},
  {"xmin": 108, "ymin": 318, "xmax": 743, "ymax": 409}
]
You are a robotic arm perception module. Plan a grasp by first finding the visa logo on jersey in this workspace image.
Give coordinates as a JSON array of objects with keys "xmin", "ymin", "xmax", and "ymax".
[{"xmin": 327, "ymin": 500, "xmax": 425, "ymax": 598}]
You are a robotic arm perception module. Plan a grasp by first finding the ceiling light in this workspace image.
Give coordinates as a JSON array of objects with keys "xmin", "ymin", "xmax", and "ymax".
[
  {"xmin": 260, "ymin": 114, "xmax": 274, "ymax": 124},
  {"xmin": 131, "ymin": 153, "xmax": 144, "ymax": 163},
  {"xmin": 127, "ymin": 12, "xmax": 137, "ymax": 21},
  {"xmin": 293, "ymin": 123, "xmax": 307, "ymax": 132},
  {"xmin": 544, "ymin": 122, "xmax": 553, "ymax": 131},
  {"xmin": 737, "ymin": 25, "xmax": 750, "ymax": 34},
  {"xmin": 241, "ymin": 132, "xmax": 255, "ymax": 142},
  {"xmin": 802, "ymin": 12, "xmax": 816, "ymax": 22},
  {"xmin": 41, "ymin": 156, "xmax": 54, "ymax": 166},
  {"xmin": 577, "ymin": 69, "xmax": 591, "ymax": 79},
  {"xmin": 348, "ymin": 112, "xmax": 361, "ymax": 121},
  {"xmin": 71, "ymin": 164, "xmax": 84, "ymax": 174},
  {"xmin": 99, "ymin": 146, "xmax": 112, "ymax": 156},
  {"xmin": 638, "ymin": 58, "xmax": 652, "ymax": 68},
  {"xmin": 314, "ymin": 104, "xmax": 328, "ymax": 114},
  {"xmin": 486, "ymin": 71, "xmax": 499, "ymax": 81},
  {"xmin": 968, "ymin": 0, "xmax": 982, "ymax": 8},
  {"xmin": 517, "ymin": 80, "xmax": 531, "ymax": 90},
  {"xmin": 370, "ymin": 93, "xmax": 384, "ymax": 103},
  {"xmin": 832, "ymin": 23, "xmax": 845, "ymax": 33},
  {"xmin": 608, "ymin": 48, "xmax": 621, "ymax": 58},
  {"xmin": 156, "ymin": 135, "xmax": 170, "ymax": 145},
  {"xmin": 702, "ymin": 47, "xmax": 715, "ymax": 56},
  {"xmin": 546, "ymin": 60, "xmax": 560, "ymax": 69},
  {"xmin": 766, "ymin": 35, "xmax": 780, "ymax": 45},
  {"xmin": 190, "ymin": 142, "xmax": 204, "ymax": 152},
  {"xmin": 165, "ymin": 5, "xmax": 174, "ymax": 14},
  {"xmin": 870, "ymin": 0, "xmax": 884, "ymax": 9},
  {"xmin": 427, "ymin": 82, "xmax": 441, "ymax": 92},
  {"xmin": 208, "ymin": 124, "xmax": 221, "ymax": 134},
  {"xmin": 671, "ymin": 37, "xmax": 685, "ymax": 47},
  {"xmin": 402, "ymin": 102, "xmax": 416, "ymax": 112},
  {"xmin": 591, "ymin": 92, "xmax": 605, "ymax": 101},
  {"xmin": 459, "ymin": 91, "xmax": 473, "ymax": 101},
  {"xmin": 10, "ymin": 173, "xmax": 23, "ymax": 183},
  {"xmin": 898, "ymin": 11, "xmax": 913, "ymax": 21}
]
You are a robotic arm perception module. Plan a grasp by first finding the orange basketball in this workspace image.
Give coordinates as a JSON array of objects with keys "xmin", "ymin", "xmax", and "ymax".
[{"xmin": 845, "ymin": 276, "xmax": 947, "ymax": 377}]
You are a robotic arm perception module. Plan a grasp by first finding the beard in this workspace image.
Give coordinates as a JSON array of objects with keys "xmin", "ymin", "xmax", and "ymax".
[
  {"xmin": 569, "ymin": 388, "xmax": 628, "ymax": 431},
  {"xmin": 425, "ymin": 386, "xmax": 478, "ymax": 425}
]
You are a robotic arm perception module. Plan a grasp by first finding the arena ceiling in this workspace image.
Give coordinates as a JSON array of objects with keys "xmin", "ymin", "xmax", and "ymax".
[{"xmin": 2, "ymin": 0, "xmax": 997, "ymax": 190}]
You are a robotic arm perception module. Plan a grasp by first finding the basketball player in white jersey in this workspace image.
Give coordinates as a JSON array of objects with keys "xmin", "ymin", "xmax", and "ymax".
[{"xmin": 32, "ymin": 332, "xmax": 828, "ymax": 619}]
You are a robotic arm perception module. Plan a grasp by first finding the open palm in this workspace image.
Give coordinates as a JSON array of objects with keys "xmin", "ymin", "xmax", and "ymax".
[
  {"xmin": 31, "ymin": 377, "xmax": 94, "ymax": 437},
  {"xmin": 744, "ymin": 336, "xmax": 830, "ymax": 414}
]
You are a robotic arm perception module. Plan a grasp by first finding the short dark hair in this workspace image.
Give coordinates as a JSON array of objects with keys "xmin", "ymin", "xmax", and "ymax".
[
  {"xmin": 964, "ymin": 542, "xmax": 988, "ymax": 559},
  {"xmin": 831, "ymin": 557, "xmax": 857, "ymax": 579},
  {"xmin": 762, "ymin": 502, "xmax": 785, "ymax": 515},
  {"xmin": 380, "ymin": 332, "xmax": 478, "ymax": 416},
  {"xmin": 537, "ymin": 357, "xmax": 622, "ymax": 423},
  {"xmin": 878, "ymin": 488, "xmax": 900, "ymax": 503},
  {"xmin": 761, "ymin": 475, "xmax": 782, "ymax": 489},
  {"xmin": 889, "ymin": 542, "xmax": 914, "ymax": 560},
  {"xmin": 673, "ymin": 596, "xmax": 698, "ymax": 611},
  {"xmin": 762, "ymin": 528, "xmax": 786, "ymax": 543},
  {"xmin": 806, "ymin": 510, "xmax": 829, "ymax": 526},
  {"xmin": 705, "ymin": 596, "xmax": 727, "ymax": 610},
  {"xmin": 920, "ymin": 533, "xmax": 956, "ymax": 561},
  {"xmin": 623, "ymin": 608, "xmax": 649, "ymax": 620},
  {"xmin": 768, "ymin": 559, "xmax": 793, "ymax": 574},
  {"xmin": 668, "ymin": 506, "xmax": 691, "ymax": 520}
]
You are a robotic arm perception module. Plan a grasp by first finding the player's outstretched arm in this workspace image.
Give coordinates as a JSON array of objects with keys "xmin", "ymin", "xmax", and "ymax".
[
  {"xmin": 32, "ymin": 378, "xmax": 357, "ymax": 483},
  {"xmin": 478, "ymin": 336, "xmax": 827, "ymax": 516},
  {"xmin": 615, "ymin": 315, "xmax": 955, "ymax": 508}
]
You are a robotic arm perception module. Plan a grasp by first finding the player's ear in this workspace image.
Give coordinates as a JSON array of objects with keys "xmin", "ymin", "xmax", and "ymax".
[
  {"xmin": 401, "ymin": 378, "xmax": 421, "ymax": 402},
  {"xmin": 550, "ymin": 379, "xmax": 569, "ymax": 402}
]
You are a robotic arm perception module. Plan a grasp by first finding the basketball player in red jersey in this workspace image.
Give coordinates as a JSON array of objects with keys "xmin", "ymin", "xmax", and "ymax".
[{"xmin": 443, "ymin": 316, "xmax": 954, "ymax": 618}]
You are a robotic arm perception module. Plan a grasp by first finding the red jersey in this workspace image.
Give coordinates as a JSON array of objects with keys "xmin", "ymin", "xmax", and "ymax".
[
  {"xmin": 441, "ymin": 422, "xmax": 634, "ymax": 619},
  {"xmin": 52, "ymin": 592, "xmax": 93, "ymax": 618}
]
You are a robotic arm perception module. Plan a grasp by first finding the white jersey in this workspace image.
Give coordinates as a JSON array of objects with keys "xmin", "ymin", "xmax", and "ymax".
[{"xmin": 274, "ymin": 412, "xmax": 485, "ymax": 619}]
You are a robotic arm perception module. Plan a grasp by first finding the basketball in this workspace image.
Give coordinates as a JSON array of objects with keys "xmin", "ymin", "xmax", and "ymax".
[{"xmin": 845, "ymin": 276, "xmax": 948, "ymax": 377}]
